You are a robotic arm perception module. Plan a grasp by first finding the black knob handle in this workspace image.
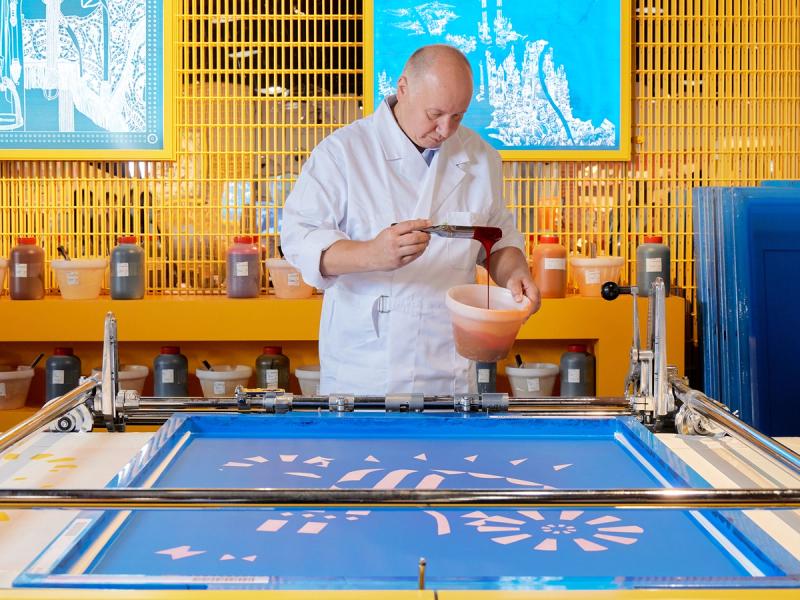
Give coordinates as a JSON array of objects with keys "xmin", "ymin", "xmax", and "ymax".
[{"xmin": 601, "ymin": 281, "xmax": 632, "ymax": 300}]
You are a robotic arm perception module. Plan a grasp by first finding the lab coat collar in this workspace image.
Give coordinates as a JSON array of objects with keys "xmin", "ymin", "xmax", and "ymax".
[
  {"xmin": 375, "ymin": 96, "xmax": 472, "ymax": 167},
  {"xmin": 375, "ymin": 97, "xmax": 472, "ymax": 217}
]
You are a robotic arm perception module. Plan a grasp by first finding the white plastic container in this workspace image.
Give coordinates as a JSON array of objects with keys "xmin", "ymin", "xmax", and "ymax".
[
  {"xmin": 0, "ymin": 365, "xmax": 35, "ymax": 410},
  {"xmin": 51, "ymin": 258, "xmax": 108, "ymax": 300},
  {"xmin": 91, "ymin": 365, "xmax": 149, "ymax": 395},
  {"xmin": 196, "ymin": 365, "xmax": 252, "ymax": 398},
  {"xmin": 569, "ymin": 256, "xmax": 624, "ymax": 297},
  {"xmin": 445, "ymin": 284, "xmax": 532, "ymax": 362},
  {"xmin": 505, "ymin": 362, "xmax": 559, "ymax": 398},
  {"xmin": 295, "ymin": 365, "xmax": 321, "ymax": 396},
  {"xmin": 0, "ymin": 257, "xmax": 7, "ymax": 294},
  {"xmin": 265, "ymin": 258, "xmax": 314, "ymax": 299}
]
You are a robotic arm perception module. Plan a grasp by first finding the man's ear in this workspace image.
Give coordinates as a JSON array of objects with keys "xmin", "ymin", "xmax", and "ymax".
[{"xmin": 396, "ymin": 75, "xmax": 409, "ymax": 98}]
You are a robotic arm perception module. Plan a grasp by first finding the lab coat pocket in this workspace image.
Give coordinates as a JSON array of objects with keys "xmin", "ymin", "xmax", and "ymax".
[{"xmin": 446, "ymin": 211, "xmax": 480, "ymax": 270}]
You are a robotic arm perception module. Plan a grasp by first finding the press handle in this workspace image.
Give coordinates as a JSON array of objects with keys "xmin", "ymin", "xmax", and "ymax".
[{"xmin": 601, "ymin": 281, "xmax": 633, "ymax": 300}]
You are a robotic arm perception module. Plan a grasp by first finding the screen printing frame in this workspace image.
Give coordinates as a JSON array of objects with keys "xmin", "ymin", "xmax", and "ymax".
[{"xmin": 15, "ymin": 413, "xmax": 800, "ymax": 591}]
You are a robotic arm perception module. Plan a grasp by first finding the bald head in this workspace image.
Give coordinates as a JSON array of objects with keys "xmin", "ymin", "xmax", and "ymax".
[
  {"xmin": 393, "ymin": 45, "xmax": 474, "ymax": 150},
  {"xmin": 402, "ymin": 44, "xmax": 473, "ymax": 83}
]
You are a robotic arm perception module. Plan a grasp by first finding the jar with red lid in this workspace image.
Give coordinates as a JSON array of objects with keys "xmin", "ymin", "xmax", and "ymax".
[
  {"xmin": 530, "ymin": 234, "xmax": 567, "ymax": 298},
  {"xmin": 10, "ymin": 237, "xmax": 44, "ymax": 300}
]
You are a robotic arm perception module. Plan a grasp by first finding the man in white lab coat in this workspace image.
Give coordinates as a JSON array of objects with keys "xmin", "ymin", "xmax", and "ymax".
[{"xmin": 281, "ymin": 44, "xmax": 540, "ymax": 395}]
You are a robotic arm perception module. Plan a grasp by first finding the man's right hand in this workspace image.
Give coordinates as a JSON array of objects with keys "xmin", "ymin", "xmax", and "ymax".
[
  {"xmin": 367, "ymin": 219, "xmax": 432, "ymax": 271},
  {"xmin": 319, "ymin": 219, "xmax": 432, "ymax": 277}
]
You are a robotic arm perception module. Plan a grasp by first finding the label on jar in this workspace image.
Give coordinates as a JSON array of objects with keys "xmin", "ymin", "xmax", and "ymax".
[
  {"xmin": 116, "ymin": 262, "xmax": 130, "ymax": 277},
  {"xmin": 645, "ymin": 257, "xmax": 663, "ymax": 273},
  {"xmin": 568, "ymin": 368, "xmax": 581, "ymax": 383},
  {"xmin": 0, "ymin": 383, "xmax": 6, "ymax": 397},
  {"xmin": 15, "ymin": 263, "xmax": 28, "ymax": 278},
  {"xmin": 52, "ymin": 370, "xmax": 65, "ymax": 384},
  {"xmin": 287, "ymin": 272, "xmax": 300, "ymax": 287},
  {"xmin": 66, "ymin": 271, "xmax": 80, "ymax": 286},
  {"xmin": 585, "ymin": 269, "xmax": 601, "ymax": 284},
  {"xmin": 213, "ymin": 381, "xmax": 226, "ymax": 395},
  {"xmin": 265, "ymin": 369, "xmax": 279, "ymax": 387},
  {"xmin": 235, "ymin": 261, "xmax": 249, "ymax": 277},
  {"xmin": 477, "ymin": 368, "xmax": 490, "ymax": 383},
  {"xmin": 526, "ymin": 378, "xmax": 540, "ymax": 392},
  {"xmin": 543, "ymin": 258, "xmax": 566, "ymax": 271},
  {"xmin": 161, "ymin": 369, "xmax": 174, "ymax": 384}
]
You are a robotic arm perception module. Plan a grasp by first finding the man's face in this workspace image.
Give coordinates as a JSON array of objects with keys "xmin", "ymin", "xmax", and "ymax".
[{"xmin": 395, "ymin": 68, "xmax": 473, "ymax": 149}]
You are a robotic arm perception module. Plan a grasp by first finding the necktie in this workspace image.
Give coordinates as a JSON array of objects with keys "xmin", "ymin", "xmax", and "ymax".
[{"xmin": 421, "ymin": 148, "xmax": 438, "ymax": 166}]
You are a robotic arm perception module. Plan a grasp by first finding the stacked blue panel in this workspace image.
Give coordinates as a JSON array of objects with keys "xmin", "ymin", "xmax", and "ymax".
[{"xmin": 692, "ymin": 185, "xmax": 800, "ymax": 435}]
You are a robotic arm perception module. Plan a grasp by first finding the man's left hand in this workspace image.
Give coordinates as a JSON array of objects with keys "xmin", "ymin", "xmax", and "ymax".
[{"xmin": 505, "ymin": 269, "xmax": 541, "ymax": 317}]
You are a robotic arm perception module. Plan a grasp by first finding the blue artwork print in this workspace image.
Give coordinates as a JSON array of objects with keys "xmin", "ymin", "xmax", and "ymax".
[
  {"xmin": 0, "ymin": 0, "xmax": 165, "ymax": 153},
  {"xmin": 371, "ymin": 0, "xmax": 624, "ymax": 155}
]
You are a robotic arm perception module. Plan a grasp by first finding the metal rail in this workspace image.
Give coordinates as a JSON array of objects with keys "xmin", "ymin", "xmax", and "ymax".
[
  {"xmin": 672, "ymin": 378, "xmax": 800, "ymax": 477},
  {"xmin": 0, "ymin": 378, "xmax": 98, "ymax": 455},
  {"xmin": 1, "ymin": 487, "xmax": 799, "ymax": 510}
]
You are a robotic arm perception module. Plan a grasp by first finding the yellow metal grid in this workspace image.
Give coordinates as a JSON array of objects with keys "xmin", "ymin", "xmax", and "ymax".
[{"xmin": 1, "ymin": 0, "xmax": 798, "ymax": 345}]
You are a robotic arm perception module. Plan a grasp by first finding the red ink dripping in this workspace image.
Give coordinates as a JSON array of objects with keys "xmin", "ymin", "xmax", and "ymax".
[{"xmin": 472, "ymin": 226, "xmax": 502, "ymax": 309}]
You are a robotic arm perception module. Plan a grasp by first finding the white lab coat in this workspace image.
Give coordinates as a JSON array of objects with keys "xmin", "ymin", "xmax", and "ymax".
[{"xmin": 280, "ymin": 96, "xmax": 524, "ymax": 395}]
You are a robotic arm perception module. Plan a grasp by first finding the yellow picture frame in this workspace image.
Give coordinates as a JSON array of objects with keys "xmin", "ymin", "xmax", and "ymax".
[{"xmin": 363, "ymin": 0, "xmax": 631, "ymax": 162}]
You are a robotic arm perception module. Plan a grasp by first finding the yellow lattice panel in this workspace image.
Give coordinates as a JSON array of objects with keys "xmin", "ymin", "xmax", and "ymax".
[{"xmin": 0, "ymin": 0, "xmax": 798, "ymax": 347}]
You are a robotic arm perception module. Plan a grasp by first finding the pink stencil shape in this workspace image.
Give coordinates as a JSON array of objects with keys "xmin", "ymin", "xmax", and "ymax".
[
  {"xmin": 424, "ymin": 510, "xmax": 451, "ymax": 535},
  {"xmin": 433, "ymin": 469, "xmax": 464, "ymax": 475},
  {"xmin": 257, "ymin": 519, "xmax": 287, "ymax": 533},
  {"xmin": 477, "ymin": 526, "xmax": 521, "ymax": 533},
  {"xmin": 285, "ymin": 472, "xmax": 322, "ymax": 479},
  {"xmin": 337, "ymin": 468, "xmax": 382, "ymax": 483},
  {"xmin": 414, "ymin": 453, "xmax": 427, "ymax": 461},
  {"xmin": 220, "ymin": 554, "xmax": 235, "ymax": 561},
  {"xmin": 505, "ymin": 477, "xmax": 547, "ymax": 487},
  {"xmin": 585, "ymin": 515, "xmax": 620, "ymax": 526},
  {"xmin": 156, "ymin": 546, "xmax": 206, "ymax": 560},
  {"xmin": 464, "ymin": 455, "xmax": 478, "ymax": 462},
  {"xmin": 223, "ymin": 462, "xmax": 252, "ymax": 468},
  {"xmin": 461, "ymin": 511, "xmax": 490, "ymax": 519},
  {"xmin": 598, "ymin": 525, "xmax": 643, "ymax": 533},
  {"xmin": 574, "ymin": 538, "xmax": 607, "ymax": 552},
  {"xmin": 246, "ymin": 456, "xmax": 268, "ymax": 463},
  {"xmin": 364, "ymin": 455, "xmax": 380, "ymax": 462},
  {"xmin": 242, "ymin": 555, "xmax": 257, "ymax": 562},
  {"xmin": 534, "ymin": 538, "xmax": 558, "ymax": 551},
  {"xmin": 553, "ymin": 464, "xmax": 572, "ymax": 471},
  {"xmin": 491, "ymin": 533, "xmax": 532, "ymax": 545},
  {"xmin": 416, "ymin": 474, "xmax": 445, "ymax": 489},
  {"xmin": 510, "ymin": 458, "xmax": 527, "ymax": 466},
  {"xmin": 593, "ymin": 533, "xmax": 639, "ymax": 545},
  {"xmin": 298, "ymin": 521, "xmax": 327, "ymax": 534},
  {"xmin": 517, "ymin": 510, "xmax": 545, "ymax": 521},
  {"xmin": 467, "ymin": 472, "xmax": 503, "ymax": 479},
  {"xmin": 559, "ymin": 510, "xmax": 583, "ymax": 521},
  {"xmin": 280, "ymin": 455, "xmax": 298, "ymax": 462},
  {"xmin": 373, "ymin": 469, "xmax": 417, "ymax": 489},
  {"xmin": 303, "ymin": 456, "xmax": 333, "ymax": 468}
]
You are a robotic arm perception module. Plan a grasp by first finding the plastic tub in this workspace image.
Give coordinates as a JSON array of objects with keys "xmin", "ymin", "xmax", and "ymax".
[
  {"xmin": 91, "ymin": 365, "xmax": 149, "ymax": 395},
  {"xmin": 0, "ymin": 366, "xmax": 35, "ymax": 410},
  {"xmin": 570, "ymin": 256, "xmax": 624, "ymax": 297},
  {"xmin": 196, "ymin": 365, "xmax": 252, "ymax": 398},
  {"xmin": 505, "ymin": 362, "xmax": 559, "ymax": 398},
  {"xmin": 51, "ymin": 258, "xmax": 108, "ymax": 300},
  {"xmin": 265, "ymin": 258, "xmax": 313, "ymax": 299},
  {"xmin": 295, "ymin": 365, "xmax": 320, "ymax": 396},
  {"xmin": 0, "ymin": 257, "xmax": 7, "ymax": 294},
  {"xmin": 445, "ymin": 284, "xmax": 532, "ymax": 362}
]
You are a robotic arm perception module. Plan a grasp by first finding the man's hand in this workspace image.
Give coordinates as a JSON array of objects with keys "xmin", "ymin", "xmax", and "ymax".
[
  {"xmin": 320, "ymin": 219, "xmax": 432, "ymax": 277},
  {"xmin": 366, "ymin": 219, "xmax": 432, "ymax": 271},
  {"xmin": 488, "ymin": 246, "xmax": 542, "ymax": 317},
  {"xmin": 505, "ymin": 268, "xmax": 541, "ymax": 317}
]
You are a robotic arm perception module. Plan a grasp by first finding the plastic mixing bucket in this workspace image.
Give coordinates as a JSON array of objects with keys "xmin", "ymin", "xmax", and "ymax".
[
  {"xmin": 91, "ymin": 365, "xmax": 149, "ymax": 395},
  {"xmin": 51, "ymin": 258, "xmax": 108, "ymax": 299},
  {"xmin": 196, "ymin": 365, "xmax": 252, "ymax": 398},
  {"xmin": 265, "ymin": 258, "xmax": 313, "ymax": 299},
  {"xmin": 570, "ymin": 256, "xmax": 624, "ymax": 297},
  {"xmin": 505, "ymin": 362, "xmax": 559, "ymax": 397},
  {"xmin": 0, "ymin": 365, "xmax": 35, "ymax": 410},
  {"xmin": 445, "ymin": 284, "xmax": 532, "ymax": 362}
]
